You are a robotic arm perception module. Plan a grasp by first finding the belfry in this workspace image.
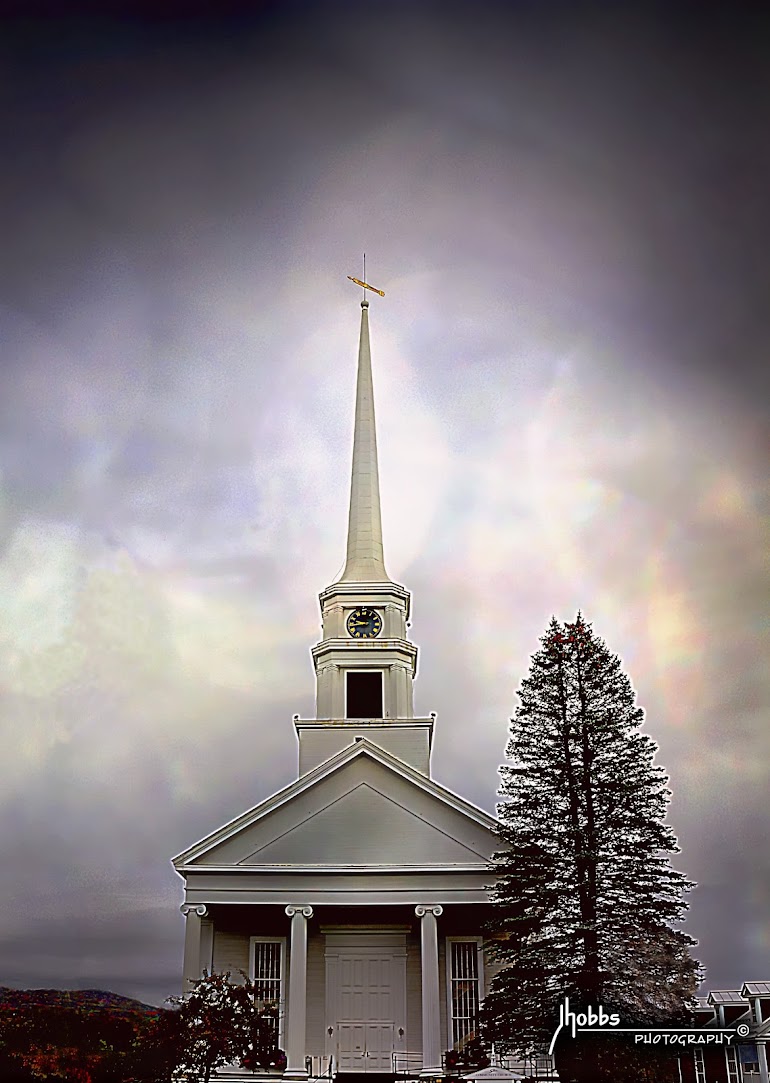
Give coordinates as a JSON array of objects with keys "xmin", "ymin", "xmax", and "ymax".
[{"xmin": 172, "ymin": 293, "xmax": 499, "ymax": 1081}]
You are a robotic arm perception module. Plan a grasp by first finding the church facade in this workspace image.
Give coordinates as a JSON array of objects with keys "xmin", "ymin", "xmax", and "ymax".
[{"xmin": 172, "ymin": 296, "xmax": 500, "ymax": 1080}]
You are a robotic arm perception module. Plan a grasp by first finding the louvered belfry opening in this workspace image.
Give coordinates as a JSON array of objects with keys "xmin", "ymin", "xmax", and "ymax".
[{"xmin": 346, "ymin": 671, "xmax": 383, "ymax": 718}]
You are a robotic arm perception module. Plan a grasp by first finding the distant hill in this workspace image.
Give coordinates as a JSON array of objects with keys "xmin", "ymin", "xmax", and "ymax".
[{"xmin": 0, "ymin": 987, "xmax": 165, "ymax": 1015}]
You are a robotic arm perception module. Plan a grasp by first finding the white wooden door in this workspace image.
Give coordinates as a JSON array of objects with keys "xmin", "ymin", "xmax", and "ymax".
[
  {"xmin": 338, "ymin": 1023, "xmax": 366, "ymax": 1071},
  {"xmin": 337, "ymin": 1021, "xmax": 395, "ymax": 1072},
  {"xmin": 326, "ymin": 934, "xmax": 406, "ymax": 1074},
  {"xmin": 363, "ymin": 1023, "xmax": 396, "ymax": 1071}
]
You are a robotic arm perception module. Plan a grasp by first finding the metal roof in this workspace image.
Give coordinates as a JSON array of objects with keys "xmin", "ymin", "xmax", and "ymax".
[
  {"xmin": 708, "ymin": 989, "xmax": 748, "ymax": 1004},
  {"xmin": 742, "ymin": 982, "xmax": 770, "ymax": 996}
]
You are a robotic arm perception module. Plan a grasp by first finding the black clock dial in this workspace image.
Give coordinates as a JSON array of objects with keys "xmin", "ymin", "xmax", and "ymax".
[{"xmin": 346, "ymin": 607, "xmax": 382, "ymax": 639}]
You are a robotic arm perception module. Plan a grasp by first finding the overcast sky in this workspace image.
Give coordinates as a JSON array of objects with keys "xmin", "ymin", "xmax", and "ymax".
[{"xmin": 1, "ymin": 3, "xmax": 768, "ymax": 1007}]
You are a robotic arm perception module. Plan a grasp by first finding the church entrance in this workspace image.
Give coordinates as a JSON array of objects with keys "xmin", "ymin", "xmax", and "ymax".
[{"xmin": 325, "ymin": 932, "xmax": 407, "ymax": 1074}]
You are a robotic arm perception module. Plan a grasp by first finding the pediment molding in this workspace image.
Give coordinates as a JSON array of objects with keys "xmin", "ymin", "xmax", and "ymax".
[{"xmin": 173, "ymin": 738, "xmax": 497, "ymax": 870}]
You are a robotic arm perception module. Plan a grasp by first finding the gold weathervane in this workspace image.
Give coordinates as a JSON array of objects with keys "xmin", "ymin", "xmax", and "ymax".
[
  {"xmin": 348, "ymin": 275, "xmax": 385, "ymax": 296},
  {"xmin": 347, "ymin": 253, "xmax": 384, "ymax": 296}
]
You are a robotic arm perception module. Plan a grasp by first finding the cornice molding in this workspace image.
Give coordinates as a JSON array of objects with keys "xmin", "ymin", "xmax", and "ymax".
[
  {"xmin": 177, "ymin": 862, "xmax": 490, "ymax": 875},
  {"xmin": 311, "ymin": 637, "xmax": 417, "ymax": 653},
  {"xmin": 319, "ymin": 580, "xmax": 410, "ymax": 602},
  {"xmin": 294, "ymin": 718, "xmax": 434, "ymax": 729}
]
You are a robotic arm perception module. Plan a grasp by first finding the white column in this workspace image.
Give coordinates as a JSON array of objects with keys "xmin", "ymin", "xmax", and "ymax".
[
  {"xmin": 285, "ymin": 905, "xmax": 314, "ymax": 1079},
  {"xmin": 180, "ymin": 904, "xmax": 208, "ymax": 992},
  {"xmin": 757, "ymin": 1038, "xmax": 769, "ymax": 1083},
  {"xmin": 416, "ymin": 904, "xmax": 443, "ymax": 1073}
]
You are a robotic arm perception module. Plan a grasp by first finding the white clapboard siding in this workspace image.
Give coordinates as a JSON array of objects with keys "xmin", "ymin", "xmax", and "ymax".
[
  {"xmin": 406, "ymin": 929, "xmax": 423, "ymax": 1054},
  {"xmin": 438, "ymin": 936, "xmax": 448, "ymax": 1050},
  {"xmin": 306, "ymin": 931, "xmax": 326, "ymax": 1056},
  {"xmin": 212, "ymin": 929, "xmax": 249, "ymax": 977},
  {"xmin": 298, "ymin": 723, "xmax": 433, "ymax": 777}
]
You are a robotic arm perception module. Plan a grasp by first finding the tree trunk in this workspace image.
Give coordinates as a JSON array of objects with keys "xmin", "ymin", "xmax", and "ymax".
[{"xmin": 575, "ymin": 644, "xmax": 600, "ymax": 1000}]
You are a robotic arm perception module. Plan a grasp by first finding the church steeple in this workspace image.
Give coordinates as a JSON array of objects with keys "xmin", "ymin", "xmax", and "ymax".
[
  {"xmin": 296, "ymin": 293, "xmax": 434, "ymax": 777},
  {"xmin": 340, "ymin": 298, "xmax": 389, "ymax": 583}
]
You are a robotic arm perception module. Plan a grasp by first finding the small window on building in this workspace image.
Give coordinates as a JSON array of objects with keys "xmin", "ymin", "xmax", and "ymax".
[
  {"xmin": 694, "ymin": 1048, "xmax": 706, "ymax": 1083},
  {"xmin": 726, "ymin": 1046, "xmax": 740, "ymax": 1083},
  {"xmin": 346, "ymin": 671, "xmax": 382, "ymax": 718},
  {"xmin": 251, "ymin": 939, "xmax": 284, "ymax": 1047},
  {"xmin": 739, "ymin": 1044, "xmax": 761, "ymax": 1075},
  {"xmin": 448, "ymin": 939, "xmax": 483, "ymax": 1050}
]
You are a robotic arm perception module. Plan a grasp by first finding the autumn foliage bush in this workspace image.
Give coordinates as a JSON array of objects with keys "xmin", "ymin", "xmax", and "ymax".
[{"xmin": 0, "ymin": 974, "xmax": 285, "ymax": 1083}]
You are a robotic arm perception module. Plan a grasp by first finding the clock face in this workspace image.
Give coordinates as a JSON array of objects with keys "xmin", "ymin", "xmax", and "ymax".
[{"xmin": 346, "ymin": 607, "xmax": 382, "ymax": 639}]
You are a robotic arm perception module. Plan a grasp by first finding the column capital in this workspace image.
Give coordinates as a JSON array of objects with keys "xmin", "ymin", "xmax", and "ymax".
[
  {"xmin": 285, "ymin": 904, "xmax": 314, "ymax": 919},
  {"xmin": 415, "ymin": 904, "xmax": 443, "ymax": 918},
  {"xmin": 181, "ymin": 904, "xmax": 209, "ymax": 918}
]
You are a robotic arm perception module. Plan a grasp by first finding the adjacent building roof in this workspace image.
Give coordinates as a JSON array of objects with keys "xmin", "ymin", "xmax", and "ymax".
[{"xmin": 708, "ymin": 989, "xmax": 748, "ymax": 1004}]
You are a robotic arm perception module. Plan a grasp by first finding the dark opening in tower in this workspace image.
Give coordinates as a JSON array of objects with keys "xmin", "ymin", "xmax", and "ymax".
[{"xmin": 346, "ymin": 671, "xmax": 383, "ymax": 718}]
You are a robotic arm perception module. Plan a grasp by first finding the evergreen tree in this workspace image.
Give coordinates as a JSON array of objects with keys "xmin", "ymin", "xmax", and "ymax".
[{"xmin": 482, "ymin": 614, "xmax": 700, "ymax": 1083}]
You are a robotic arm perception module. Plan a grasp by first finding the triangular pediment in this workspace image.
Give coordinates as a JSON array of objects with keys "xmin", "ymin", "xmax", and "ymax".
[
  {"xmin": 240, "ymin": 781, "xmax": 487, "ymax": 864},
  {"xmin": 174, "ymin": 740, "xmax": 497, "ymax": 870}
]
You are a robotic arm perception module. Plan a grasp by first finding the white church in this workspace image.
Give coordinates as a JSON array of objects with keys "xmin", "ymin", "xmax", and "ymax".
[{"xmin": 172, "ymin": 293, "xmax": 502, "ymax": 1081}]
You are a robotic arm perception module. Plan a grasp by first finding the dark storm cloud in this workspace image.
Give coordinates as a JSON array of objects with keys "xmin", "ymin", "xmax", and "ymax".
[
  {"xmin": 365, "ymin": 4, "xmax": 770, "ymax": 399},
  {"xmin": 5, "ymin": 4, "xmax": 770, "ymax": 404},
  {"xmin": 0, "ymin": 902, "xmax": 183, "ymax": 1006}
]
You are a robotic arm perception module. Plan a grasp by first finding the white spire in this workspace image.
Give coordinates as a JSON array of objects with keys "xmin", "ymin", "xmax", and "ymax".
[{"xmin": 339, "ymin": 298, "xmax": 389, "ymax": 582}]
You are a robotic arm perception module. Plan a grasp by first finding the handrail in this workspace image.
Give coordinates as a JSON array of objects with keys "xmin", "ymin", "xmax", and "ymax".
[
  {"xmin": 392, "ymin": 1050, "xmax": 425, "ymax": 1076},
  {"xmin": 304, "ymin": 1053, "xmax": 335, "ymax": 1080}
]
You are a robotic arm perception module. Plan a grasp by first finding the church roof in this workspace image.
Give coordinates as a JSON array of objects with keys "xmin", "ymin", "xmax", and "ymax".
[{"xmin": 172, "ymin": 737, "xmax": 497, "ymax": 872}]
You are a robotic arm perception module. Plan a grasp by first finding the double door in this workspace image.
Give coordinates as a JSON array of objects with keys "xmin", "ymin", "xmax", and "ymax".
[
  {"xmin": 338, "ymin": 1020, "xmax": 395, "ymax": 1072},
  {"xmin": 326, "ymin": 933, "xmax": 406, "ymax": 1073}
]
